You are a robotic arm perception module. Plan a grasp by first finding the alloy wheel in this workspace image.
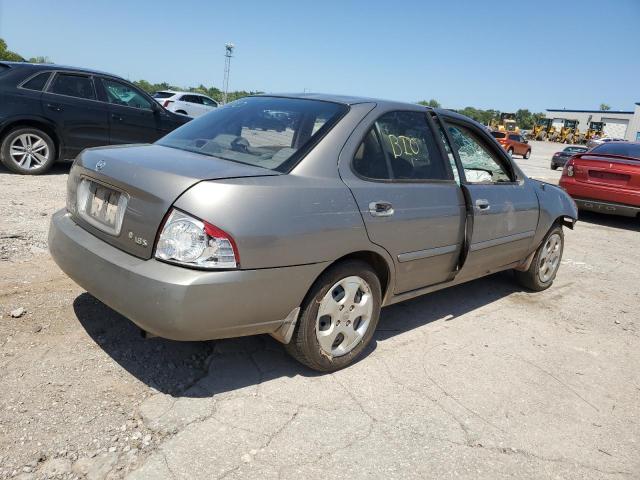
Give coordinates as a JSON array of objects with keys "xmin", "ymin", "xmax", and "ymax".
[
  {"xmin": 538, "ymin": 233, "xmax": 562, "ymax": 283},
  {"xmin": 9, "ymin": 133, "xmax": 50, "ymax": 170},
  {"xmin": 315, "ymin": 276, "xmax": 374, "ymax": 357}
]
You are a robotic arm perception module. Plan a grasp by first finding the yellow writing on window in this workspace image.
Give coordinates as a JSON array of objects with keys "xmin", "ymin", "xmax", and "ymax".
[{"xmin": 387, "ymin": 135, "xmax": 420, "ymax": 158}]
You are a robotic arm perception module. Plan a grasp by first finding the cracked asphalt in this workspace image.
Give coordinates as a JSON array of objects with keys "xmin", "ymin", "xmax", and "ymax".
[{"xmin": 1, "ymin": 141, "xmax": 639, "ymax": 479}]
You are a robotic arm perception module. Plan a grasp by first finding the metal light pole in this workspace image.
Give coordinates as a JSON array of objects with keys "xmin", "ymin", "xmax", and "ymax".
[{"xmin": 222, "ymin": 42, "xmax": 234, "ymax": 104}]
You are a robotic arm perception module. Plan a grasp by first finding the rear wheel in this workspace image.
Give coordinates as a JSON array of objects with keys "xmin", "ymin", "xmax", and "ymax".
[
  {"xmin": 514, "ymin": 226, "xmax": 564, "ymax": 291},
  {"xmin": 285, "ymin": 260, "xmax": 381, "ymax": 372},
  {"xmin": 550, "ymin": 163, "xmax": 558, "ymax": 170},
  {"xmin": 1, "ymin": 127, "xmax": 56, "ymax": 175}
]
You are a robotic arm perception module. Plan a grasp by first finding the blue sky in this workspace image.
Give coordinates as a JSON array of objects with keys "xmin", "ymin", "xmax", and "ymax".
[{"xmin": 1, "ymin": 0, "xmax": 638, "ymax": 112}]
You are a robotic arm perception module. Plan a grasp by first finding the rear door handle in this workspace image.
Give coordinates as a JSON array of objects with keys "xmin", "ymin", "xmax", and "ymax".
[
  {"xmin": 46, "ymin": 103, "xmax": 63, "ymax": 112},
  {"xmin": 475, "ymin": 199, "xmax": 490, "ymax": 211},
  {"xmin": 369, "ymin": 201, "xmax": 394, "ymax": 217}
]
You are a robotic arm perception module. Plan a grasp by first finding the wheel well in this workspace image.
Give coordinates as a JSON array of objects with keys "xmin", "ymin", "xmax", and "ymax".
[
  {"xmin": 555, "ymin": 215, "xmax": 576, "ymax": 230},
  {"xmin": 326, "ymin": 251, "xmax": 391, "ymax": 298},
  {"xmin": 176, "ymin": 110, "xmax": 187, "ymax": 114},
  {"xmin": 0, "ymin": 120, "xmax": 60, "ymax": 159}
]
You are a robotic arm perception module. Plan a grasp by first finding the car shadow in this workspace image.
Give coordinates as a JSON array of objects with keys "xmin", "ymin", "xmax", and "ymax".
[
  {"xmin": 578, "ymin": 210, "xmax": 640, "ymax": 232},
  {"xmin": 73, "ymin": 271, "xmax": 524, "ymax": 399}
]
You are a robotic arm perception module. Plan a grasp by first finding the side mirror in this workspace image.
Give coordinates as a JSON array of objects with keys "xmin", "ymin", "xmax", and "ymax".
[
  {"xmin": 523, "ymin": 139, "xmax": 529, "ymax": 144},
  {"xmin": 151, "ymin": 101, "xmax": 161, "ymax": 113}
]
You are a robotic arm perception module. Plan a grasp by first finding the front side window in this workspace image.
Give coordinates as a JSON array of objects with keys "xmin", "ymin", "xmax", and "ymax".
[
  {"xmin": 508, "ymin": 134, "xmax": 519, "ymax": 141},
  {"xmin": 48, "ymin": 73, "xmax": 95, "ymax": 100},
  {"xmin": 21, "ymin": 72, "xmax": 51, "ymax": 91},
  {"xmin": 354, "ymin": 111, "xmax": 449, "ymax": 181},
  {"xmin": 101, "ymin": 78, "xmax": 151, "ymax": 110},
  {"xmin": 445, "ymin": 124, "xmax": 512, "ymax": 184},
  {"xmin": 157, "ymin": 96, "xmax": 347, "ymax": 172}
]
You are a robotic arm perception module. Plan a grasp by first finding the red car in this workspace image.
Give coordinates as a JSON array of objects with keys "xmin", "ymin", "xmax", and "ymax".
[{"xmin": 559, "ymin": 142, "xmax": 640, "ymax": 217}]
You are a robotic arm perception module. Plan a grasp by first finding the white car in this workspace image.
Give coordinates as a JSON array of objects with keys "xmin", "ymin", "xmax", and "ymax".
[{"xmin": 152, "ymin": 91, "xmax": 218, "ymax": 118}]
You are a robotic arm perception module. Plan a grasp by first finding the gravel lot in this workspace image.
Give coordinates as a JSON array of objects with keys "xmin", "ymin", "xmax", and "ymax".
[{"xmin": 1, "ymin": 141, "xmax": 639, "ymax": 479}]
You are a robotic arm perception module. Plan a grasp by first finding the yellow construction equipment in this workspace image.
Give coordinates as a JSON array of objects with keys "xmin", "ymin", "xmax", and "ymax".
[
  {"xmin": 557, "ymin": 119, "xmax": 579, "ymax": 143},
  {"xmin": 553, "ymin": 119, "xmax": 579, "ymax": 143},
  {"xmin": 490, "ymin": 113, "xmax": 520, "ymax": 133},
  {"xmin": 531, "ymin": 118, "xmax": 553, "ymax": 140},
  {"xmin": 582, "ymin": 121, "xmax": 604, "ymax": 144}
]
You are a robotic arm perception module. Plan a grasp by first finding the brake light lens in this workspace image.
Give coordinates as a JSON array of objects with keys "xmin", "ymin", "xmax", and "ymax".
[
  {"xmin": 163, "ymin": 100, "xmax": 173, "ymax": 108},
  {"xmin": 155, "ymin": 209, "xmax": 239, "ymax": 269},
  {"xmin": 564, "ymin": 160, "xmax": 575, "ymax": 177}
]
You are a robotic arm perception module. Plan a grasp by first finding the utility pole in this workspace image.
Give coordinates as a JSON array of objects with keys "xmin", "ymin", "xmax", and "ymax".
[{"xmin": 222, "ymin": 42, "xmax": 234, "ymax": 104}]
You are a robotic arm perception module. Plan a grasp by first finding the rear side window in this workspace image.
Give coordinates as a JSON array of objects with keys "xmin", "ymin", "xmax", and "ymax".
[
  {"xmin": 21, "ymin": 72, "xmax": 51, "ymax": 91},
  {"xmin": 153, "ymin": 91, "xmax": 174, "ymax": 99},
  {"xmin": 491, "ymin": 131, "xmax": 506, "ymax": 139},
  {"xmin": 354, "ymin": 111, "xmax": 450, "ymax": 181},
  {"xmin": 48, "ymin": 73, "xmax": 96, "ymax": 100},
  {"xmin": 353, "ymin": 129, "xmax": 390, "ymax": 179}
]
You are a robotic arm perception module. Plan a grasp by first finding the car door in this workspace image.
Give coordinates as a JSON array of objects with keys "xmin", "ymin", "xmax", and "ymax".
[
  {"xmin": 41, "ymin": 71, "xmax": 109, "ymax": 157},
  {"xmin": 339, "ymin": 109, "xmax": 465, "ymax": 294},
  {"xmin": 98, "ymin": 77, "xmax": 167, "ymax": 144},
  {"xmin": 438, "ymin": 118, "xmax": 539, "ymax": 278}
]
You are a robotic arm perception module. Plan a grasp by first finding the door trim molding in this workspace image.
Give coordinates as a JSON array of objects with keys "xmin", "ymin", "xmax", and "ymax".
[
  {"xmin": 397, "ymin": 244, "xmax": 458, "ymax": 263},
  {"xmin": 469, "ymin": 230, "xmax": 535, "ymax": 252}
]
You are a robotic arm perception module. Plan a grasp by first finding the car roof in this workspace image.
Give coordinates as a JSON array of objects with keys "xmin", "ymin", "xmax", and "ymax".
[
  {"xmin": 256, "ymin": 92, "xmax": 436, "ymax": 109},
  {"xmin": 0, "ymin": 61, "xmax": 124, "ymax": 79},
  {"xmin": 159, "ymin": 90, "xmax": 210, "ymax": 96}
]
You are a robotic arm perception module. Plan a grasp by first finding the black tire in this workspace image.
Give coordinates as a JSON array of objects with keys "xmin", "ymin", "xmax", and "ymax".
[
  {"xmin": 507, "ymin": 148, "xmax": 514, "ymax": 157},
  {"xmin": 1, "ymin": 127, "xmax": 56, "ymax": 175},
  {"xmin": 550, "ymin": 164, "xmax": 558, "ymax": 170},
  {"xmin": 523, "ymin": 149, "xmax": 531, "ymax": 159},
  {"xmin": 285, "ymin": 260, "xmax": 382, "ymax": 372},
  {"xmin": 514, "ymin": 225, "xmax": 564, "ymax": 291}
]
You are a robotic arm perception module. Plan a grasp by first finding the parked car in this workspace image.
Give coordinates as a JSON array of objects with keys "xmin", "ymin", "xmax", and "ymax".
[
  {"xmin": 491, "ymin": 131, "xmax": 531, "ymax": 158},
  {"xmin": 0, "ymin": 62, "xmax": 189, "ymax": 174},
  {"xmin": 49, "ymin": 94, "xmax": 577, "ymax": 372},
  {"xmin": 586, "ymin": 136, "xmax": 628, "ymax": 149},
  {"xmin": 550, "ymin": 145, "xmax": 588, "ymax": 170},
  {"xmin": 152, "ymin": 91, "xmax": 219, "ymax": 118},
  {"xmin": 560, "ymin": 142, "xmax": 640, "ymax": 217}
]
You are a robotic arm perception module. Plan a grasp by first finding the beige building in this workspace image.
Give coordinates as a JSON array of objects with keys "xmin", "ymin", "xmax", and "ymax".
[{"xmin": 545, "ymin": 104, "xmax": 640, "ymax": 141}]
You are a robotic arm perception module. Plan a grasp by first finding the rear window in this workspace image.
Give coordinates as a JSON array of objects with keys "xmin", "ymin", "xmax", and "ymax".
[
  {"xmin": 563, "ymin": 146, "xmax": 587, "ymax": 154},
  {"xmin": 153, "ymin": 91, "xmax": 174, "ymax": 99},
  {"xmin": 590, "ymin": 142, "xmax": 640, "ymax": 159},
  {"xmin": 157, "ymin": 96, "xmax": 348, "ymax": 172},
  {"xmin": 21, "ymin": 72, "xmax": 51, "ymax": 91},
  {"xmin": 491, "ymin": 132, "xmax": 506, "ymax": 139}
]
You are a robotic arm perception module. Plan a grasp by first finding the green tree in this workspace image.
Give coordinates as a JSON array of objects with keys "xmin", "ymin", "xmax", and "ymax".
[
  {"xmin": 28, "ymin": 56, "xmax": 53, "ymax": 64},
  {"xmin": 599, "ymin": 103, "xmax": 611, "ymax": 111},
  {"xmin": 0, "ymin": 38, "xmax": 24, "ymax": 62},
  {"xmin": 417, "ymin": 99, "xmax": 441, "ymax": 108}
]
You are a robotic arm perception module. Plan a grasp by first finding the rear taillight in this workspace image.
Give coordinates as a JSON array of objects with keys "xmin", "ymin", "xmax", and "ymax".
[
  {"xmin": 155, "ymin": 209, "xmax": 239, "ymax": 269},
  {"xmin": 564, "ymin": 160, "xmax": 575, "ymax": 177},
  {"xmin": 163, "ymin": 100, "xmax": 173, "ymax": 108}
]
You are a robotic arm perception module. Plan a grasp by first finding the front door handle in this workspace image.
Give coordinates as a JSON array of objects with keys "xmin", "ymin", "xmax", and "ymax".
[
  {"xmin": 475, "ymin": 199, "xmax": 490, "ymax": 211},
  {"xmin": 369, "ymin": 201, "xmax": 394, "ymax": 217},
  {"xmin": 46, "ymin": 103, "xmax": 63, "ymax": 112}
]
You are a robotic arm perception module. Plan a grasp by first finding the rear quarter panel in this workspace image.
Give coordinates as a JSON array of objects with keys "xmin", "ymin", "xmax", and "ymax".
[{"xmin": 174, "ymin": 174, "xmax": 392, "ymax": 270}]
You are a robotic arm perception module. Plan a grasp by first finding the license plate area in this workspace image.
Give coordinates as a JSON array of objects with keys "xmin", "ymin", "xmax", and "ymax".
[{"xmin": 77, "ymin": 178, "xmax": 128, "ymax": 235}]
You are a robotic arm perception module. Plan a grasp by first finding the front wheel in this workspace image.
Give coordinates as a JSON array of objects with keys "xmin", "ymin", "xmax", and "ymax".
[
  {"xmin": 285, "ymin": 260, "xmax": 381, "ymax": 372},
  {"xmin": 514, "ymin": 226, "xmax": 564, "ymax": 291},
  {"xmin": 1, "ymin": 127, "xmax": 56, "ymax": 175},
  {"xmin": 523, "ymin": 149, "xmax": 531, "ymax": 159},
  {"xmin": 550, "ymin": 164, "xmax": 558, "ymax": 170},
  {"xmin": 507, "ymin": 148, "xmax": 514, "ymax": 157}
]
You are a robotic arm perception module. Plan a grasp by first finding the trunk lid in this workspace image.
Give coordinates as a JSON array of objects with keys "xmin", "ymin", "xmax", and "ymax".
[
  {"xmin": 68, "ymin": 144, "xmax": 279, "ymax": 259},
  {"xmin": 571, "ymin": 153, "xmax": 640, "ymax": 189}
]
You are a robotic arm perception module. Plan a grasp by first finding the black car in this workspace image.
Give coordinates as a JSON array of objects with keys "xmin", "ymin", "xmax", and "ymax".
[
  {"xmin": 550, "ymin": 145, "xmax": 588, "ymax": 170},
  {"xmin": 0, "ymin": 62, "xmax": 190, "ymax": 174}
]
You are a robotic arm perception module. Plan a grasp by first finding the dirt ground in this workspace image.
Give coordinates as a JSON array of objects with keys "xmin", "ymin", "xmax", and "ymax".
[{"xmin": 1, "ymin": 142, "xmax": 639, "ymax": 479}]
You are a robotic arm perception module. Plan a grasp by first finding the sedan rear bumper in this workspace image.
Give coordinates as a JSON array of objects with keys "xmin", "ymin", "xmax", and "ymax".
[
  {"xmin": 49, "ymin": 210, "xmax": 327, "ymax": 341},
  {"xmin": 572, "ymin": 198, "xmax": 640, "ymax": 217}
]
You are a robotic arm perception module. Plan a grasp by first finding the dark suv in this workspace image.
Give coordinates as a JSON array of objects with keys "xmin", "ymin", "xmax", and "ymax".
[{"xmin": 0, "ymin": 62, "xmax": 190, "ymax": 174}]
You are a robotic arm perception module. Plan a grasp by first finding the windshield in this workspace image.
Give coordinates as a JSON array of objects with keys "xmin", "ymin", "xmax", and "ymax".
[
  {"xmin": 157, "ymin": 96, "xmax": 348, "ymax": 172},
  {"xmin": 591, "ymin": 142, "xmax": 640, "ymax": 159}
]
